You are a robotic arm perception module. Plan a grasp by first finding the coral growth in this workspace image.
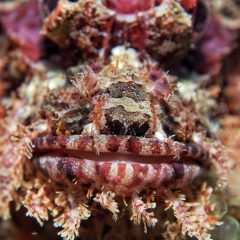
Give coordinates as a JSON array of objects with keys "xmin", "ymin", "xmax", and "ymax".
[{"xmin": 43, "ymin": 0, "xmax": 193, "ymax": 62}]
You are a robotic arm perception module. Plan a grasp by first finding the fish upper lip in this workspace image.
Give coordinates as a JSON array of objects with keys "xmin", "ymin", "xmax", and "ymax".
[{"xmin": 32, "ymin": 134, "xmax": 208, "ymax": 166}]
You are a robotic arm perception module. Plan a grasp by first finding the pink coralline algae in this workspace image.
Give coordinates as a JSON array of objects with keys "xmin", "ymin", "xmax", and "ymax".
[
  {"xmin": 198, "ymin": 16, "xmax": 237, "ymax": 76},
  {"xmin": 0, "ymin": 0, "xmax": 43, "ymax": 61}
]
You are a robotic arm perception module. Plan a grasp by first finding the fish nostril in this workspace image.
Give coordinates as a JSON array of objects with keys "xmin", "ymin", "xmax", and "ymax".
[
  {"xmin": 108, "ymin": 120, "xmax": 126, "ymax": 135},
  {"xmin": 128, "ymin": 122, "xmax": 150, "ymax": 137}
]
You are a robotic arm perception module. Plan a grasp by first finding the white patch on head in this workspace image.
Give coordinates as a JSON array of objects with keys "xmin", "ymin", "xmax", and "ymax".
[
  {"xmin": 34, "ymin": 121, "xmax": 49, "ymax": 133},
  {"xmin": 106, "ymin": 97, "xmax": 152, "ymax": 114},
  {"xmin": 47, "ymin": 70, "xmax": 66, "ymax": 90},
  {"xmin": 155, "ymin": 131, "xmax": 167, "ymax": 141},
  {"xmin": 111, "ymin": 46, "xmax": 142, "ymax": 68},
  {"xmin": 154, "ymin": 123, "xmax": 167, "ymax": 141},
  {"xmin": 82, "ymin": 123, "xmax": 98, "ymax": 136},
  {"xmin": 177, "ymin": 81, "xmax": 198, "ymax": 102}
]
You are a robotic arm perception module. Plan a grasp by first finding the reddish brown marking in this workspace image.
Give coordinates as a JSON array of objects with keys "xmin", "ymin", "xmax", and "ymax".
[
  {"xmin": 98, "ymin": 162, "xmax": 111, "ymax": 181},
  {"xmin": 129, "ymin": 22, "xmax": 148, "ymax": 50},
  {"xmin": 74, "ymin": 136, "xmax": 94, "ymax": 152},
  {"xmin": 126, "ymin": 137, "xmax": 142, "ymax": 154},
  {"xmin": 150, "ymin": 139, "xmax": 162, "ymax": 154},
  {"xmin": 181, "ymin": 0, "xmax": 197, "ymax": 10},
  {"xmin": 107, "ymin": 136, "xmax": 120, "ymax": 152},
  {"xmin": 58, "ymin": 135, "xmax": 69, "ymax": 148},
  {"xmin": 162, "ymin": 141, "xmax": 171, "ymax": 156},
  {"xmin": 75, "ymin": 160, "xmax": 92, "ymax": 182},
  {"xmin": 151, "ymin": 69, "xmax": 172, "ymax": 100},
  {"xmin": 92, "ymin": 96, "xmax": 106, "ymax": 133},
  {"xmin": 149, "ymin": 98, "xmax": 158, "ymax": 137},
  {"xmin": 172, "ymin": 163, "xmax": 184, "ymax": 179},
  {"xmin": 117, "ymin": 162, "xmax": 126, "ymax": 180},
  {"xmin": 33, "ymin": 135, "xmax": 93, "ymax": 152},
  {"xmin": 131, "ymin": 163, "xmax": 148, "ymax": 186}
]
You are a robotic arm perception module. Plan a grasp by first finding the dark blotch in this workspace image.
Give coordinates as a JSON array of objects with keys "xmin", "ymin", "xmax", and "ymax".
[
  {"xmin": 107, "ymin": 119, "xmax": 126, "ymax": 135},
  {"xmin": 41, "ymin": 0, "xmax": 59, "ymax": 16},
  {"xmin": 127, "ymin": 137, "xmax": 142, "ymax": 154},
  {"xmin": 34, "ymin": 137, "xmax": 44, "ymax": 148},
  {"xmin": 104, "ymin": 106, "xmax": 150, "ymax": 137},
  {"xmin": 64, "ymin": 163, "xmax": 76, "ymax": 182},
  {"xmin": 188, "ymin": 143, "xmax": 200, "ymax": 157},
  {"xmin": 107, "ymin": 136, "xmax": 120, "ymax": 152},
  {"xmin": 46, "ymin": 136, "xmax": 57, "ymax": 146},
  {"xmin": 107, "ymin": 82, "xmax": 147, "ymax": 102},
  {"xmin": 173, "ymin": 163, "xmax": 184, "ymax": 179},
  {"xmin": 57, "ymin": 159, "xmax": 64, "ymax": 171},
  {"xmin": 35, "ymin": 158, "xmax": 49, "ymax": 178},
  {"xmin": 128, "ymin": 122, "xmax": 150, "ymax": 137}
]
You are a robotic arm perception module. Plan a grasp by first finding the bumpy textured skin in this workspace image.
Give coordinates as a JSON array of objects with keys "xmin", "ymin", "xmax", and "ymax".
[
  {"xmin": 18, "ymin": 57, "xmax": 228, "ymax": 240},
  {"xmin": 43, "ymin": 0, "xmax": 193, "ymax": 62},
  {"xmin": 29, "ymin": 55, "xmax": 216, "ymax": 198}
]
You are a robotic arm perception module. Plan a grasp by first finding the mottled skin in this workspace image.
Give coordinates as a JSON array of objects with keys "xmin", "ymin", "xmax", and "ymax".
[{"xmin": 31, "ymin": 59, "xmax": 209, "ymax": 196}]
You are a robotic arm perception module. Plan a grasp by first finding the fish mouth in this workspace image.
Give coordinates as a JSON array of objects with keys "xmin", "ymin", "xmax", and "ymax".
[
  {"xmin": 32, "ymin": 135, "xmax": 208, "ymax": 196},
  {"xmin": 32, "ymin": 135, "xmax": 208, "ymax": 163}
]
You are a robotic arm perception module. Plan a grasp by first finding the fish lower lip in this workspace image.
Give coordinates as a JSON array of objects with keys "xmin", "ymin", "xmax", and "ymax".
[{"xmin": 33, "ymin": 155, "xmax": 204, "ymax": 196}]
